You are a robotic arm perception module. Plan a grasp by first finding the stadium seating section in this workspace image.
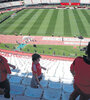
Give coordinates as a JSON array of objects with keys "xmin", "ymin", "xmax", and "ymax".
[
  {"xmin": 0, "ymin": 0, "xmax": 90, "ymax": 9},
  {"xmin": 0, "ymin": 51, "xmax": 80, "ymax": 100}
]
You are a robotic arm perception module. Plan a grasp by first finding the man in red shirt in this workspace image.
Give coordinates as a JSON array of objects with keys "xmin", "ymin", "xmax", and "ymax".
[
  {"xmin": 0, "ymin": 55, "xmax": 15, "ymax": 98},
  {"xmin": 69, "ymin": 42, "xmax": 90, "ymax": 100},
  {"xmin": 31, "ymin": 53, "xmax": 46, "ymax": 88}
]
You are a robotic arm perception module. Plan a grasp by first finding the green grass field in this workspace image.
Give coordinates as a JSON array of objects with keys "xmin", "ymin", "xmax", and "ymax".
[
  {"xmin": 0, "ymin": 8, "xmax": 90, "ymax": 37},
  {"xmin": 22, "ymin": 44, "xmax": 85, "ymax": 57},
  {"xmin": 0, "ymin": 43, "xmax": 85, "ymax": 57},
  {"xmin": 0, "ymin": 11, "xmax": 15, "ymax": 21}
]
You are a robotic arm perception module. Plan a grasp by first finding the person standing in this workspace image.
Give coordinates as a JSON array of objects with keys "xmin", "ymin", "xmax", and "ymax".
[
  {"xmin": 31, "ymin": 53, "xmax": 46, "ymax": 88},
  {"xmin": 69, "ymin": 42, "xmax": 90, "ymax": 100},
  {"xmin": 0, "ymin": 55, "xmax": 15, "ymax": 98}
]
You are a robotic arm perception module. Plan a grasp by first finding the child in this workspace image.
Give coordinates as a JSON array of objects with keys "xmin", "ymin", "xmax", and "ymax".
[{"xmin": 31, "ymin": 53, "xmax": 46, "ymax": 88}]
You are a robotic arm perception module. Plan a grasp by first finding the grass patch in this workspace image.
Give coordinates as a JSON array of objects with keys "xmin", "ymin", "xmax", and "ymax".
[
  {"xmin": 0, "ymin": 43, "xmax": 18, "ymax": 50},
  {"xmin": 72, "ymin": 10, "xmax": 87, "ymax": 37},
  {"xmin": 11, "ymin": 9, "xmax": 39, "ymax": 34},
  {"xmin": 0, "ymin": 10, "xmax": 28, "ymax": 34},
  {"xmin": 81, "ymin": 9, "xmax": 90, "ymax": 24},
  {"xmin": 46, "ymin": 9, "xmax": 59, "ymax": 35},
  {"xmin": 64, "ymin": 9, "xmax": 71, "ymax": 36},
  {"xmin": 0, "ymin": 11, "xmax": 15, "ymax": 21},
  {"xmin": 22, "ymin": 44, "xmax": 85, "ymax": 57}
]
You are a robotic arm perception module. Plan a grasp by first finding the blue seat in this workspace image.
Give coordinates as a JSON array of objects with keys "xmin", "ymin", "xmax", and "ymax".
[
  {"xmin": 63, "ymin": 84, "xmax": 74, "ymax": 93},
  {"xmin": 48, "ymin": 82, "xmax": 62, "ymax": 89},
  {"xmin": 9, "ymin": 76, "xmax": 23, "ymax": 84},
  {"xmin": 10, "ymin": 84, "xmax": 25, "ymax": 95},
  {"xmin": 22, "ymin": 78, "xmax": 31, "ymax": 86},
  {"xmin": 25, "ymin": 86, "xmax": 43, "ymax": 99},
  {"xmin": 40, "ymin": 80, "xmax": 48, "ymax": 88},
  {"xmin": 43, "ymin": 88, "xmax": 61, "ymax": 100}
]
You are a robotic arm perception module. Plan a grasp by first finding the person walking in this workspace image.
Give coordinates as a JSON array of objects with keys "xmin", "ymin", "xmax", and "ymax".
[
  {"xmin": 69, "ymin": 42, "xmax": 90, "ymax": 100},
  {"xmin": 31, "ymin": 53, "xmax": 46, "ymax": 88}
]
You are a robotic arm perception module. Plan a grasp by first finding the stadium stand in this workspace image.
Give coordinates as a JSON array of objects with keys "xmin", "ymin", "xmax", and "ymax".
[
  {"xmin": 80, "ymin": 0, "xmax": 90, "ymax": 4},
  {"xmin": 61, "ymin": 0, "xmax": 69, "ymax": 3},
  {"xmin": 0, "ymin": 51, "xmax": 76, "ymax": 100},
  {"xmin": 71, "ymin": 0, "xmax": 79, "ymax": 3},
  {"xmin": 0, "ymin": 1, "xmax": 23, "ymax": 9},
  {"xmin": 24, "ymin": 0, "xmax": 60, "ymax": 5},
  {"xmin": 52, "ymin": 0, "xmax": 60, "ymax": 3},
  {"xmin": 11, "ymin": 1, "xmax": 23, "ymax": 7},
  {"xmin": 23, "ymin": 0, "xmax": 90, "ymax": 6},
  {"xmin": 23, "ymin": 0, "xmax": 33, "ymax": 5}
]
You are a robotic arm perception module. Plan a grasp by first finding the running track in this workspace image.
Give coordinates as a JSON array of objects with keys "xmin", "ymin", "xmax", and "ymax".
[{"xmin": 0, "ymin": 35, "xmax": 90, "ymax": 46}]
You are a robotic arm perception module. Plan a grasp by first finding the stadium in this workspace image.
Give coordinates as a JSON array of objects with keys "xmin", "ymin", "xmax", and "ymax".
[{"xmin": 0, "ymin": 0, "xmax": 90, "ymax": 100}]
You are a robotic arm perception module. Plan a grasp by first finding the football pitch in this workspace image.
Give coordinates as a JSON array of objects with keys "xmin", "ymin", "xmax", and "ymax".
[{"xmin": 0, "ymin": 8, "xmax": 90, "ymax": 37}]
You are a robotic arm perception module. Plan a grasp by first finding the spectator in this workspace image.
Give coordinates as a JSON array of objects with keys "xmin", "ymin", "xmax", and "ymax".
[
  {"xmin": 0, "ymin": 55, "xmax": 15, "ymax": 98},
  {"xmin": 31, "ymin": 53, "xmax": 46, "ymax": 88},
  {"xmin": 69, "ymin": 42, "xmax": 90, "ymax": 100}
]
